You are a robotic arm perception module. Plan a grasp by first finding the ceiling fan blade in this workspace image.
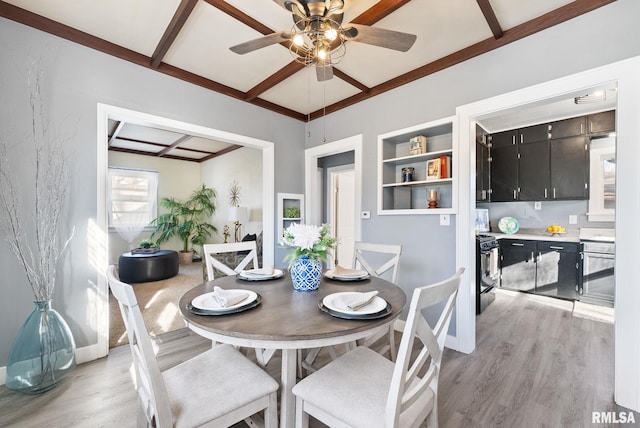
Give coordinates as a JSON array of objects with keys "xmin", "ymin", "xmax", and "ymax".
[
  {"xmin": 273, "ymin": 0, "xmax": 307, "ymax": 19},
  {"xmin": 316, "ymin": 64, "xmax": 333, "ymax": 81},
  {"xmin": 230, "ymin": 31, "xmax": 293, "ymax": 55},
  {"xmin": 342, "ymin": 24, "xmax": 417, "ymax": 52}
]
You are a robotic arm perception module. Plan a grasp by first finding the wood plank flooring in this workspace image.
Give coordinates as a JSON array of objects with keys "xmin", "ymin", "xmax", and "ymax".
[{"xmin": 0, "ymin": 289, "xmax": 636, "ymax": 427}]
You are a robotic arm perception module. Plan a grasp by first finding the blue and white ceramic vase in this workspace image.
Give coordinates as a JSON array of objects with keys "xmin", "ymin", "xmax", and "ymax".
[
  {"xmin": 6, "ymin": 300, "xmax": 76, "ymax": 394},
  {"xmin": 290, "ymin": 256, "xmax": 322, "ymax": 291}
]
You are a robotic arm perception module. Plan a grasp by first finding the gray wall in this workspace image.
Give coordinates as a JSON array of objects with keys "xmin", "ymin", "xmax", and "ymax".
[
  {"xmin": 1, "ymin": 0, "xmax": 639, "ymax": 366},
  {"xmin": 304, "ymin": 0, "xmax": 640, "ymax": 316},
  {"xmin": 0, "ymin": 18, "xmax": 304, "ymax": 365}
]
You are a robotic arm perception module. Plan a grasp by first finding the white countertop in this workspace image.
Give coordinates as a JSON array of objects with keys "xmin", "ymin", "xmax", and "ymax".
[
  {"xmin": 579, "ymin": 227, "xmax": 615, "ymax": 242},
  {"xmin": 486, "ymin": 228, "xmax": 580, "ymax": 242}
]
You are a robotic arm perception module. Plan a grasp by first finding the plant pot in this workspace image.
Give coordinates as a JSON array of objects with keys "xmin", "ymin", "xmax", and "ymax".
[
  {"xmin": 290, "ymin": 256, "xmax": 322, "ymax": 291},
  {"xmin": 6, "ymin": 300, "xmax": 76, "ymax": 394},
  {"xmin": 179, "ymin": 251, "xmax": 193, "ymax": 265}
]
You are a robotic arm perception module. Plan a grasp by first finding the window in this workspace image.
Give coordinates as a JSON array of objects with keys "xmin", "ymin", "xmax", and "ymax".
[
  {"xmin": 587, "ymin": 136, "xmax": 616, "ymax": 222},
  {"xmin": 108, "ymin": 167, "xmax": 159, "ymax": 231}
]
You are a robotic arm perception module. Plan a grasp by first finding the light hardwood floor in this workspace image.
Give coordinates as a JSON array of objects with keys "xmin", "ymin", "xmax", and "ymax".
[{"xmin": 0, "ymin": 290, "xmax": 636, "ymax": 427}]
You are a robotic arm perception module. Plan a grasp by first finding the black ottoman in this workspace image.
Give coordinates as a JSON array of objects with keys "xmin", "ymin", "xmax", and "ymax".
[{"xmin": 118, "ymin": 250, "xmax": 179, "ymax": 283}]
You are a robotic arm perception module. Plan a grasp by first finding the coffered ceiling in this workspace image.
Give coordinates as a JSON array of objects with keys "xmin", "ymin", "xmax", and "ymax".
[{"xmin": 1, "ymin": 0, "xmax": 615, "ymax": 123}]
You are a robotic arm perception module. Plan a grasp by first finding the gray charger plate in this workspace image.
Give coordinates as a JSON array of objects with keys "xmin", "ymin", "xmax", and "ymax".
[
  {"xmin": 187, "ymin": 293, "xmax": 262, "ymax": 316},
  {"xmin": 318, "ymin": 300, "xmax": 391, "ymax": 320}
]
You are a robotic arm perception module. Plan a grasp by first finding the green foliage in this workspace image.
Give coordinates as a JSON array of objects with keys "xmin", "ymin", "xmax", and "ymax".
[
  {"xmin": 138, "ymin": 239, "xmax": 156, "ymax": 248},
  {"xmin": 281, "ymin": 223, "xmax": 336, "ymax": 266},
  {"xmin": 149, "ymin": 184, "xmax": 218, "ymax": 253},
  {"xmin": 284, "ymin": 206, "xmax": 300, "ymax": 218}
]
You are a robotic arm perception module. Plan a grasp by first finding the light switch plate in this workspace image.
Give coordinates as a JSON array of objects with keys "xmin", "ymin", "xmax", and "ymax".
[
  {"xmin": 440, "ymin": 214, "xmax": 450, "ymax": 226},
  {"xmin": 534, "ymin": 201, "xmax": 542, "ymax": 210},
  {"xmin": 360, "ymin": 211, "xmax": 371, "ymax": 219}
]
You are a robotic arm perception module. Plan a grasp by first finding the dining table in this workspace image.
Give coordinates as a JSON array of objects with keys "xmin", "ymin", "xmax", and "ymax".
[{"xmin": 178, "ymin": 269, "xmax": 407, "ymax": 428}]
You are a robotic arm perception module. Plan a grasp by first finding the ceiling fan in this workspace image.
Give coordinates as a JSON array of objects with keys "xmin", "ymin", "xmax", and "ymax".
[{"xmin": 230, "ymin": 0, "xmax": 417, "ymax": 81}]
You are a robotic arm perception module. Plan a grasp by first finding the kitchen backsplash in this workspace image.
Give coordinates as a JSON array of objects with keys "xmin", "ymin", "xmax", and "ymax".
[{"xmin": 476, "ymin": 200, "xmax": 614, "ymax": 232}]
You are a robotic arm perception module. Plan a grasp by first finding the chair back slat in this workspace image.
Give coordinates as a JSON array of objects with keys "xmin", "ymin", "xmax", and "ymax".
[
  {"xmin": 352, "ymin": 242, "xmax": 402, "ymax": 284},
  {"xmin": 385, "ymin": 268, "xmax": 465, "ymax": 427},
  {"xmin": 203, "ymin": 242, "xmax": 259, "ymax": 281},
  {"xmin": 106, "ymin": 265, "xmax": 173, "ymax": 427}
]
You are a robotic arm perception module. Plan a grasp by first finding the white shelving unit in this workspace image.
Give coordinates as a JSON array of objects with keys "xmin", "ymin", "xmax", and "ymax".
[
  {"xmin": 378, "ymin": 116, "xmax": 457, "ymax": 215},
  {"xmin": 277, "ymin": 193, "xmax": 304, "ymax": 238}
]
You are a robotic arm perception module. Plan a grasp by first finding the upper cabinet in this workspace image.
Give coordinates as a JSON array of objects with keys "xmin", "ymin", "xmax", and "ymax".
[
  {"xmin": 485, "ymin": 110, "xmax": 614, "ymax": 202},
  {"xmin": 378, "ymin": 116, "xmax": 456, "ymax": 215}
]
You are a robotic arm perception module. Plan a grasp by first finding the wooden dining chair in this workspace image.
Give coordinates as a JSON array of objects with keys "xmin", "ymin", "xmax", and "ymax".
[
  {"xmin": 203, "ymin": 241, "xmax": 259, "ymax": 281},
  {"xmin": 293, "ymin": 268, "xmax": 464, "ymax": 428},
  {"xmin": 106, "ymin": 265, "xmax": 278, "ymax": 428}
]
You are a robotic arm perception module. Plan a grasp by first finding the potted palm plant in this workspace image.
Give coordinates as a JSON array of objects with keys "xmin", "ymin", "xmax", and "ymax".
[{"xmin": 149, "ymin": 184, "xmax": 218, "ymax": 264}]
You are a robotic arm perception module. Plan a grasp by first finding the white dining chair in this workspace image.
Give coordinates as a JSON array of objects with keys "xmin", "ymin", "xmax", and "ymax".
[
  {"xmin": 202, "ymin": 242, "xmax": 277, "ymax": 366},
  {"xmin": 352, "ymin": 241, "xmax": 402, "ymax": 360},
  {"xmin": 106, "ymin": 265, "xmax": 279, "ymax": 428},
  {"xmin": 203, "ymin": 241, "xmax": 259, "ymax": 281},
  {"xmin": 300, "ymin": 242, "xmax": 403, "ymax": 374},
  {"xmin": 292, "ymin": 267, "xmax": 464, "ymax": 428}
]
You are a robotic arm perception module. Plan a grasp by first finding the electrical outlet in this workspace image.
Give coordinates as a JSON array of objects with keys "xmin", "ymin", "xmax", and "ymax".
[
  {"xmin": 360, "ymin": 211, "xmax": 371, "ymax": 219},
  {"xmin": 569, "ymin": 215, "xmax": 578, "ymax": 225},
  {"xmin": 534, "ymin": 201, "xmax": 542, "ymax": 210},
  {"xmin": 440, "ymin": 214, "xmax": 450, "ymax": 226}
]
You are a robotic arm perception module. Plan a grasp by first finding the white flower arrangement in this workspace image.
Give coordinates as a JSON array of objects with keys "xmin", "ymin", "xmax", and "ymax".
[{"xmin": 280, "ymin": 223, "xmax": 336, "ymax": 265}]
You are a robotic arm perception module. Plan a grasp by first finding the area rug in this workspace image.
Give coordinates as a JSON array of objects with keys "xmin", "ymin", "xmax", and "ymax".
[{"xmin": 109, "ymin": 262, "xmax": 204, "ymax": 348}]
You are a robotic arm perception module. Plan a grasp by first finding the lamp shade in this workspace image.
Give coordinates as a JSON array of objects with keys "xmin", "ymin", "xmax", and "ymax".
[{"xmin": 228, "ymin": 206, "xmax": 248, "ymax": 223}]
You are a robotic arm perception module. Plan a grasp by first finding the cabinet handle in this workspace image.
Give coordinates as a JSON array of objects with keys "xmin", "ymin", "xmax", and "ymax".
[
  {"xmin": 512, "ymin": 243, "xmax": 525, "ymax": 247},
  {"xmin": 520, "ymin": 134, "xmax": 523, "ymax": 144},
  {"xmin": 590, "ymin": 121, "xmax": 593, "ymax": 133},
  {"xmin": 553, "ymin": 188, "xmax": 556, "ymax": 199},
  {"xmin": 550, "ymin": 246, "xmax": 564, "ymax": 250},
  {"xmin": 544, "ymin": 188, "xmax": 548, "ymax": 198},
  {"xmin": 512, "ymin": 135, "xmax": 516, "ymax": 145},
  {"xmin": 513, "ymin": 190, "xmax": 517, "ymax": 199},
  {"xmin": 580, "ymin": 123, "xmax": 584, "ymax": 134}
]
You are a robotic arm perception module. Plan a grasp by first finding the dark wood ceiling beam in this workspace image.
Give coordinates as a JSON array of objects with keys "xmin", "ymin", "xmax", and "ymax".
[
  {"xmin": 476, "ymin": 0, "xmax": 503, "ymax": 39},
  {"xmin": 245, "ymin": 62, "xmax": 305, "ymax": 101},
  {"xmin": 199, "ymin": 145, "xmax": 242, "ymax": 162},
  {"xmin": 108, "ymin": 121, "xmax": 125, "ymax": 147},
  {"xmin": 108, "ymin": 147, "xmax": 203, "ymax": 163},
  {"xmin": 204, "ymin": 0, "xmax": 274, "ymax": 35},
  {"xmin": 332, "ymin": 68, "xmax": 370, "ymax": 93},
  {"xmin": 309, "ymin": 0, "xmax": 617, "ymax": 120},
  {"xmin": 350, "ymin": 0, "xmax": 413, "ymax": 25},
  {"xmin": 151, "ymin": 0, "xmax": 199, "ymax": 69},
  {"xmin": 112, "ymin": 135, "xmax": 212, "ymax": 155},
  {"xmin": 158, "ymin": 134, "xmax": 192, "ymax": 156}
]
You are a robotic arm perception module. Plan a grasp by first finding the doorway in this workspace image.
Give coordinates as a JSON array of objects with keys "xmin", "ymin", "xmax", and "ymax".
[
  {"xmin": 327, "ymin": 167, "xmax": 356, "ymax": 267},
  {"xmin": 96, "ymin": 103, "xmax": 275, "ymax": 358}
]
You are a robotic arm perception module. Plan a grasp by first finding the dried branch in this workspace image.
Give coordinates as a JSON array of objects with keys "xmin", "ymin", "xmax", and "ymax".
[{"xmin": 0, "ymin": 61, "xmax": 73, "ymax": 301}]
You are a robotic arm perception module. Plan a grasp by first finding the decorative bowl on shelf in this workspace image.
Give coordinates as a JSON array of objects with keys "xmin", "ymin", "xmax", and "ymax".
[{"xmin": 498, "ymin": 217, "xmax": 520, "ymax": 234}]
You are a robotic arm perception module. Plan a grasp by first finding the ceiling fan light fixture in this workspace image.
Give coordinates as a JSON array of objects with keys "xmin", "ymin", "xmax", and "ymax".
[
  {"xmin": 293, "ymin": 34, "xmax": 305, "ymax": 46},
  {"xmin": 325, "ymin": 28, "xmax": 338, "ymax": 41}
]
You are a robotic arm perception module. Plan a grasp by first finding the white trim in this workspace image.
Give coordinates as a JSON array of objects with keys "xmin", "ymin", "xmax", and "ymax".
[
  {"xmin": 0, "ymin": 366, "xmax": 5, "ymax": 386},
  {"xmin": 456, "ymin": 56, "xmax": 640, "ymax": 411},
  {"xmin": 304, "ymin": 135, "xmax": 363, "ymax": 244},
  {"xmin": 96, "ymin": 103, "xmax": 275, "ymax": 358}
]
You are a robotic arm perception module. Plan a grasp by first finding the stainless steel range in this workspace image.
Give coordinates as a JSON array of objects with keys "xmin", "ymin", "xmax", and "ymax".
[{"xmin": 476, "ymin": 234, "xmax": 499, "ymax": 314}]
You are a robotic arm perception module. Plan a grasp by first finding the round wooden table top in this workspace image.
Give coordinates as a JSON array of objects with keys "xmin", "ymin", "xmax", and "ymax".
[{"xmin": 179, "ymin": 271, "xmax": 407, "ymax": 349}]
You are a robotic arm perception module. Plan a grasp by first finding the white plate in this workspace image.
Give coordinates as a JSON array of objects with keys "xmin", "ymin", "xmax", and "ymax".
[
  {"xmin": 191, "ymin": 290, "xmax": 257, "ymax": 311},
  {"xmin": 238, "ymin": 268, "xmax": 284, "ymax": 281},
  {"xmin": 324, "ymin": 270, "xmax": 369, "ymax": 281},
  {"xmin": 322, "ymin": 292, "xmax": 387, "ymax": 315}
]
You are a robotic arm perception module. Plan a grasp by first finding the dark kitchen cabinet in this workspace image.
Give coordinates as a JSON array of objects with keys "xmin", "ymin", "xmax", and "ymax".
[
  {"xmin": 500, "ymin": 239, "xmax": 537, "ymax": 292},
  {"xmin": 476, "ymin": 127, "xmax": 491, "ymax": 201},
  {"xmin": 500, "ymin": 239, "xmax": 581, "ymax": 301},
  {"xmin": 587, "ymin": 110, "xmax": 615, "ymax": 135},
  {"xmin": 536, "ymin": 241, "xmax": 580, "ymax": 300},
  {"xmin": 550, "ymin": 116, "xmax": 585, "ymax": 139},
  {"xmin": 490, "ymin": 145, "xmax": 518, "ymax": 201},
  {"xmin": 518, "ymin": 141, "xmax": 549, "ymax": 200},
  {"xmin": 550, "ymin": 136, "xmax": 588, "ymax": 199},
  {"xmin": 518, "ymin": 123, "xmax": 550, "ymax": 144},
  {"xmin": 489, "ymin": 129, "xmax": 518, "ymax": 148}
]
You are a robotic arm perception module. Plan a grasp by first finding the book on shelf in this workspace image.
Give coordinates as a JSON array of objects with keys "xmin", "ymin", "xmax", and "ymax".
[
  {"xmin": 438, "ymin": 155, "xmax": 451, "ymax": 179},
  {"xmin": 409, "ymin": 135, "xmax": 427, "ymax": 155}
]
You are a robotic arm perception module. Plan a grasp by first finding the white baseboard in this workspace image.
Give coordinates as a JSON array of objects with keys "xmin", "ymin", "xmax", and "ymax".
[{"xmin": 0, "ymin": 343, "xmax": 102, "ymax": 387}]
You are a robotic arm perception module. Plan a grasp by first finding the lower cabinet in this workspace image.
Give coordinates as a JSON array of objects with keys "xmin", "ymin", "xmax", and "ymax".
[{"xmin": 500, "ymin": 239, "xmax": 581, "ymax": 300}]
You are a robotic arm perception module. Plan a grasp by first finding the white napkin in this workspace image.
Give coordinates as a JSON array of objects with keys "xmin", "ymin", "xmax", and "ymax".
[
  {"xmin": 329, "ymin": 265, "xmax": 368, "ymax": 278},
  {"xmin": 241, "ymin": 267, "xmax": 275, "ymax": 277},
  {"xmin": 341, "ymin": 291, "xmax": 379, "ymax": 311},
  {"xmin": 210, "ymin": 286, "xmax": 250, "ymax": 308}
]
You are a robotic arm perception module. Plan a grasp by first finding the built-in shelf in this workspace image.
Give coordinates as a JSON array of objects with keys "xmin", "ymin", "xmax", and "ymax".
[
  {"xmin": 277, "ymin": 193, "xmax": 304, "ymax": 238},
  {"xmin": 378, "ymin": 116, "xmax": 457, "ymax": 215}
]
